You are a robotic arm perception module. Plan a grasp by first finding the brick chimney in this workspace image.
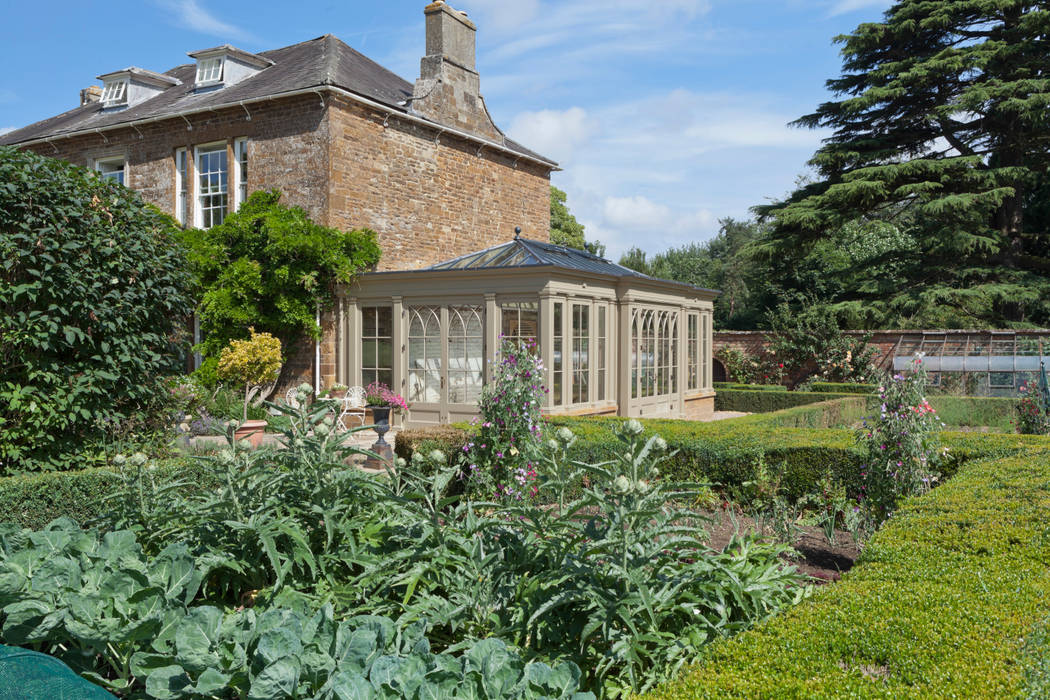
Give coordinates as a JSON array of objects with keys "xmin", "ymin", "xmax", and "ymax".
[
  {"xmin": 80, "ymin": 85, "xmax": 102, "ymax": 106},
  {"xmin": 411, "ymin": 1, "xmax": 502, "ymax": 141}
]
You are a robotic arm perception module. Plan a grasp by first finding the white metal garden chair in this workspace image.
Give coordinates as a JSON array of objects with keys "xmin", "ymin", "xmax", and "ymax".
[
  {"xmin": 338, "ymin": 385, "xmax": 367, "ymax": 430},
  {"xmin": 284, "ymin": 385, "xmax": 301, "ymax": 410}
]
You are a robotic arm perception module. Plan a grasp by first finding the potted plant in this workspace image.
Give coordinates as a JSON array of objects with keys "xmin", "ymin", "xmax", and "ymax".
[
  {"xmin": 328, "ymin": 382, "xmax": 349, "ymax": 400},
  {"xmin": 216, "ymin": 329, "xmax": 283, "ymax": 448},
  {"xmin": 362, "ymin": 382, "xmax": 408, "ymax": 465}
]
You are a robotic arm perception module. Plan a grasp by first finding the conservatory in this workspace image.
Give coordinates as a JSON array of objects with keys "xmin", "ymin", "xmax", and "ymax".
[{"xmin": 333, "ymin": 238, "xmax": 718, "ymax": 428}]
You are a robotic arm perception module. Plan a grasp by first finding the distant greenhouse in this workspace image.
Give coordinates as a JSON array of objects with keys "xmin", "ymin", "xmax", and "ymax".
[{"xmin": 892, "ymin": 331, "xmax": 1050, "ymax": 397}]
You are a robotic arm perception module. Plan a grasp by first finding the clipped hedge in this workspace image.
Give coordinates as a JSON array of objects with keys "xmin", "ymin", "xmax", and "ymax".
[
  {"xmin": 713, "ymin": 383, "xmax": 788, "ymax": 392},
  {"xmin": 734, "ymin": 397, "xmax": 867, "ymax": 429},
  {"xmin": 649, "ymin": 448, "xmax": 1050, "ymax": 698},
  {"xmin": 809, "ymin": 382, "xmax": 877, "ymax": 394},
  {"xmin": 927, "ymin": 395, "xmax": 1016, "ymax": 430},
  {"xmin": 0, "ymin": 458, "xmax": 223, "ymax": 530},
  {"xmin": 394, "ymin": 426, "xmax": 471, "ymax": 469},
  {"xmin": 715, "ymin": 389, "xmax": 856, "ymax": 414}
]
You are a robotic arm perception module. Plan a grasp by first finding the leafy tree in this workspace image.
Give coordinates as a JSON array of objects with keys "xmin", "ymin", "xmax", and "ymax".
[
  {"xmin": 0, "ymin": 146, "xmax": 193, "ymax": 471},
  {"xmin": 550, "ymin": 186, "xmax": 605, "ymax": 256},
  {"xmin": 619, "ymin": 218, "xmax": 768, "ymax": 327},
  {"xmin": 758, "ymin": 1, "xmax": 1050, "ymax": 328},
  {"xmin": 180, "ymin": 190, "xmax": 380, "ymax": 386}
]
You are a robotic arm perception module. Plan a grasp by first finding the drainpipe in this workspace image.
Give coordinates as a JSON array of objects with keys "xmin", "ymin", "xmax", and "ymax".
[{"xmin": 315, "ymin": 306, "xmax": 321, "ymax": 395}]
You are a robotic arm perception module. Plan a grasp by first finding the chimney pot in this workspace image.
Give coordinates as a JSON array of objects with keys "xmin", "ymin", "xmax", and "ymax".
[{"xmin": 80, "ymin": 85, "xmax": 102, "ymax": 106}]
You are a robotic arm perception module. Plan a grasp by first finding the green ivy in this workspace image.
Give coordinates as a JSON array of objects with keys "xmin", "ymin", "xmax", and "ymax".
[
  {"xmin": 0, "ymin": 146, "xmax": 193, "ymax": 473},
  {"xmin": 180, "ymin": 190, "xmax": 380, "ymax": 385}
]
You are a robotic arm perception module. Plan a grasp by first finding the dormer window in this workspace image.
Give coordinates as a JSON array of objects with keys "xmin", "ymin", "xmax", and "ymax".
[
  {"xmin": 195, "ymin": 56, "xmax": 224, "ymax": 86},
  {"xmin": 95, "ymin": 67, "xmax": 180, "ymax": 109},
  {"xmin": 189, "ymin": 46, "xmax": 273, "ymax": 90},
  {"xmin": 99, "ymin": 79, "xmax": 127, "ymax": 107}
]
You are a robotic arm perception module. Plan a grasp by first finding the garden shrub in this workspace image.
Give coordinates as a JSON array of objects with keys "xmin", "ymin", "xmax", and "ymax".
[
  {"xmin": 0, "ymin": 146, "xmax": 194, "ymax": 472},
  {"xmin": 1016, "ymin": 379, "xmax": 1050, "ymax": 435},
  {"xmin": 394, "ymin": 426, "xmax": 470, "ymax": 472},
  {"xmin": 648, "ymin": 449, "xmax": 1050, "ymax": 699},
  {"xmin": 215, "ymin": 329, "xmax": 283, "ymax": 421}
]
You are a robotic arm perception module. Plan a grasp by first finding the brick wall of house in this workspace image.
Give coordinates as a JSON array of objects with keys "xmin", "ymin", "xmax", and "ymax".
[
  {"xmin": 24, "ymin": 94, "xmax": 331, "ymax": 226},
  {"xmin": 326, "ymin": 95, "xmax": 551, "ymax": 271}
]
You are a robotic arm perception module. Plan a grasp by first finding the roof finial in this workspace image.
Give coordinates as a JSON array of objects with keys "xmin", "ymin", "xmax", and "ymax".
[{"xmin": 514, "ymin": 226, "xmax": 522, "ymax": 240}]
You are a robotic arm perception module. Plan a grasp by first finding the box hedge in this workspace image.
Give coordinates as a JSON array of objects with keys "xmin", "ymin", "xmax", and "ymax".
[
  {"xmin": 0, "ymin": 458, "xmax": 223, "ymax": 530},
  {"xmin": 713, "ymin": 383, "xmax": 788, "ymax": 392},
  {"xmin": 715, "ymin": 389, "xmax": 857, "ymax": 414},
  {"xmin": 809, "ymin": 382, "xmax": 877, "ymax": 394},
  {"xmin": 648, "ymin": 447, "xmax": 1050, "ymax": 698}
]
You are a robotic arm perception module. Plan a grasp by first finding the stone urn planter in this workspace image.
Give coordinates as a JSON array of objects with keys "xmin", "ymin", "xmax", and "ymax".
[
  {"xmin": 364, "ymin": 406, "xmax": 393, "ymax": 466},
  {"xmin": 234, "ymin": 419, "xmax": 269, "ymax": 448}
]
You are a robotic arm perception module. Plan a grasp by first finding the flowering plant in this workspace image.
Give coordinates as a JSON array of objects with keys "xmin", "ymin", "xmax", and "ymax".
[
  {"xmin": 464, "ymin": 337, "xmax": 545, "ymax": 500},
  {"xmin": 1016, "ymin": 382, "xmax": 1050, "ymax": 435},
  {"xmin": 363, "ymin": 382, "xmax": 408, "ymax": 411},
  {"xmin": 856, "ymin": 354, "xmax": 943, "ymax": 524}
]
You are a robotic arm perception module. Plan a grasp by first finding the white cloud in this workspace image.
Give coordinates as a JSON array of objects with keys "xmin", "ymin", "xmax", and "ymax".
[
  {"xmin": 507, "ymin": 107, "xmax": 591, "ymax": 164},
  {"xmin": 0, "ymin": 127, "xmax": 15, "ymax": 136},
  {"xmin": 603, "ymin": 195, "xmax": 672, "ymax": 231},
  {"xmin": 828, "ymin": 0, "xmax": 892, "ymax": 17},
  {"xmin": 507, "ymin": 89, "xmax": 828, "ymax": 259},
  {"xmin": 155, "ymin": 0, "xmax": 254, "ymax": 42}
]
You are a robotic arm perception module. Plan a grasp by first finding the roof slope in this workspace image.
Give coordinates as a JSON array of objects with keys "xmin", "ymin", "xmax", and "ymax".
[
  {"xmin": 427, "ymin": 238, "xmax": 719, "ymax": 293},
  {"xmin": 0, "ymin": 35, "xmax": 552, "ymax": 164}
]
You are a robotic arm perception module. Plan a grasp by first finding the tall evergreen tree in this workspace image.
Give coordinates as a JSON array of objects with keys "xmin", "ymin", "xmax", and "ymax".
[{"xmin": 759, "ymin": 1, "xmax": 1050, "ymax": 328}]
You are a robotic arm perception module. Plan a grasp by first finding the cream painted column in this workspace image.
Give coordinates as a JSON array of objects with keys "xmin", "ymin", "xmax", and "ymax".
[
  {"xmin": 336, "ymin": 295, "xmax": 346, "ymax": 385},
  {"xmin": 704, "ymin": 311, "xmax": 713, "ymax": 390},
  {"xmin": 391, "ymin": 295, "xmax": 404, "ymax": 394},
  {"xmin": 617, "ymin": 297, "xmax": 632, "ymax": 417},
  {"xmin": 391, "ymin": 296, "xmax": 404, "ymax": 428},
  {"xmin": 346, "ymin": 297, "xmax": 359, "ymax": 387},
  {"xmin": 484, "ymin": 293, "xmax": 498, "ymax": 384},
  {"xmin": 676, "ymin": 305, "xmax": 687, "ymax": 417},
  {"xmin": 539, "ymin": 292, "xmax": 554, "ymax": 410}
]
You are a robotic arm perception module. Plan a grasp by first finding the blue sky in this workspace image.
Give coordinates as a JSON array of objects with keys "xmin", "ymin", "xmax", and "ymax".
[{"xmin": 0, "ymin": 0, "xmax": 892, "ymax": 259}]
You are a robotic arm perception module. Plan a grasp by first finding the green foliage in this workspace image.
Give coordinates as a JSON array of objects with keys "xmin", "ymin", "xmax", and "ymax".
[
  {"xmin": 765, "ymin": 305, "xmax": 879, "ymax": 382},
  {"xmin": 649, "ymin": 448, "xmax": 1050, "ymax": 699},
  {"xmin": 756, "ymin": 1, "xmax": 1050, "ymax": 328},
  {"xmin": 927, "ymin": 395, "xmax": 1017, "ymax": 431},
  {"xmin": 0, "ymin": 146, "xmax": 193, "ymax": 472},
  {"xmin": 0, "ymin": 520, "xmax": 592, "ymax": 699},
  {"xmin": 550, "ymin": 186, "xmax": 604, "ymax": 256},
  {"xmin": 180, "ymin": 189, "xmax": 380, "ymax": 384},
  {"xmin": 715, "ymin": 347, "xmax": 784, "ymax": 386},
  {"xmin": 95, "ymin": 409, "xmax": 805, "ymax": 697}
]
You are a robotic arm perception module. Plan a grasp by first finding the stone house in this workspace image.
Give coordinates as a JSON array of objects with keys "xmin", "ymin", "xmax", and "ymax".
[{"xmin": 2, "ymin": 2, "xmax": 718, "ymax": 424}]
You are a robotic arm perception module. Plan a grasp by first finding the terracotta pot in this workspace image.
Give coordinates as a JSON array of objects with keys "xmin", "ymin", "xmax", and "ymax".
[
  {"xmin": 234, "ymin": 419, "xmax": 268, "ymax": 448},
  {"xmin": 330, "ymin": 389, "xmax": 347, "ymax": 400}
]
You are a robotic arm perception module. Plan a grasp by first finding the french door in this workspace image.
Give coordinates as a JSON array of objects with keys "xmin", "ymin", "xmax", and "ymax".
[{"xmin": 405, "ymin": 305, "xmax": 485, "ymax": 426}]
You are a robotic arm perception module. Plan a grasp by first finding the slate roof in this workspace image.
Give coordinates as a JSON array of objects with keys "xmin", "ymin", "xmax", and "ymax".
[
  {"xmin": 0, "ymin": 35, "xmax": 554, "ymax": 165},
  {"xmin": 426, "ymin": 238, "xmax": 719, "ymax": 294}
]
